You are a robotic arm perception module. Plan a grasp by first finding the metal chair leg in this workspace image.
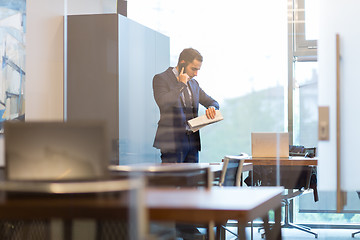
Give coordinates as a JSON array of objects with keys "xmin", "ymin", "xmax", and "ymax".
[
  {"xmin": 259, "ymin": 199, "xmax": 318, "ymax": 239},
  {"xmin": 352, "ymin": 230, "xmax": 360, "ymax": 238},
  {"xmin": 282, "ymin": 199, "xmax": 318, "ymax": 238}
]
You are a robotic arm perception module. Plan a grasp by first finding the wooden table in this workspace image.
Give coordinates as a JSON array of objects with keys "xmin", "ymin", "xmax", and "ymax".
[
  {"xmin": 110, "ymin": 162, "xmax": 253, "ymax": 174},
  {"xmin": 109, "ymin": 162, "xmax": 253, "ymax": 187},
  {"xmin": 243, "ymin": 156, "xmax": 317, "ymax": 189},
  {"xmin": 244, "ymin": 156, "xmax": 318, "ymax": 238},
  {"xmin": 0, "ymin": 180, "xmax": 281, "ymax": 240},
  {"xmin": 0, "ymin": 179, "xmax": 146, "ymax": 220},
  {"xmin": 0, "ymin": 178, "xmax": 147, "ymax": 240},
  {"xmin": 146, "ymin": 186, "xmax": 283, "ymax": 240},
  {"xmin": 244, "ymin": 156, "xmax": 317, "ymax": 166}
]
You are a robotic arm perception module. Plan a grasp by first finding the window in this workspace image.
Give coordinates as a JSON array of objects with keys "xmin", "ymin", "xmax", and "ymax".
[
  {"xmin": 129, "ymin": 0, "xmax": 288, "ymax": 161},
  {"xmin": 292, "ymin": 60, "xmax": 318, "ymax": 147},
  {"xmin": 293, "ymin": 0, "xmax": 318, "ymax": 56},
  {"xmin": 290, "ymin": 0, "xmax": 360, "ymax": 227},
  {"xmin": 290, "ymin": 0, "xmax": 319, "ymax": 147},
  {"xmin": 128, "ymin": 0, "xmax": 360, "ymax": 233}
]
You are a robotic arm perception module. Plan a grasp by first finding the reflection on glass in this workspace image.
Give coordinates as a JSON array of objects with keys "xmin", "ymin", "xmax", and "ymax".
[
  {"xmin": 296, "ymin": 191, "xmax": 360, "ymax": 225},
  {"xmin": 0, "ymin": 1, "xmax": 26, "ymax": 131},
  {"xmin": 128, "ymin": 0, "xmax": 360, "ymax": 236},
  {"xmin": 293, "ymin": 61, "xmax": 318, "ymax": 148},
  {"xmin": 305, "ymin": 0, "xmax": 319, "ymax": 40},
  {"xmin": 129, "ymin": 0, "xmax": 288, "ymax": 161}
]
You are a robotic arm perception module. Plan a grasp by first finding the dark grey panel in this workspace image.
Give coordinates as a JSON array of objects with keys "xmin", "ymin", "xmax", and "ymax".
[
  {"xmin": 67, "ymin": 14, "xmax": 119, "ymax": 164},
  {"xmin": 67, "ymin": 14, "xmax": 169, "ymax": 165}
]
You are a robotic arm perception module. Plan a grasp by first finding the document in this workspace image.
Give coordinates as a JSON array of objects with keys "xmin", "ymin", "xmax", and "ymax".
[{"xmin": 187, "ymin": 110, "xmax": 224, "ymax": 132}]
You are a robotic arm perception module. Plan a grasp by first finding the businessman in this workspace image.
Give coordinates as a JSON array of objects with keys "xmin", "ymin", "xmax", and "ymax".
[{"xmin": 153, "ymin": 48, "xmax": 219, "ymax": 163}]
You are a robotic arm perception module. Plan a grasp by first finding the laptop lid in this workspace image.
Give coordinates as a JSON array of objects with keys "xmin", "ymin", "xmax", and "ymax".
[
  {"xmin": 251, "ymin": 132, "xmax": 289, "ymax": 158},
  {"xmin": 4, "ymin": 121, "xmax": 109, "ymax": 181}
]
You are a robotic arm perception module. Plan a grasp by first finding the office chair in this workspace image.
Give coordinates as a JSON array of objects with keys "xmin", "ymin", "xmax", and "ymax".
[
  {"xmin": 280, "ymin": 165, "xmax": 318, "ymax": 238},
  {"xmin": 278, "ymin": 189, "xmax": 318, "ymax": 238},
  {"xmin": 113, "ymin": 165, "xmax": 213, "ymax": 240},
  {"xmin": 219, "ymin": 157, "xmax": 245, "ymax": 187},
  {"xmin": 351, "ymin": 191, "xmax": 360, "ymax": 238},
  {"xmin": 217, "ymin": 156, "xmax": 246, "ymax": 239},
  {"xmin": 352, "ymin": 230, "xmax": 360, "ymax": 238},
  {"xmin": 258, "ymin": 167, "xmax": 318, "ymax": 239}
]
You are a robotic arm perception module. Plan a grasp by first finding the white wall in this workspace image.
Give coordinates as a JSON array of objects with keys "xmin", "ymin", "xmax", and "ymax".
[
  {"xmin": 25, "ymin": 0, "xmax": 110, "ymax": 122},
  {"xmin": 25, "ymin": 0, "xmax": 65, "ymax": 121},
  {"xmin": 318, "ymin": 0, "xmax": 360, "ymax": 191},
  {"xmin": 67, "ymin": 0, "xmax": 115, "ymax": 15},
  {"xmin": 1, "ymin": 0, "xmax": 67, "ymax": 167},
  {"xmin": 0, "ymin": 0, "xmax": 109, "ymax": 167}
]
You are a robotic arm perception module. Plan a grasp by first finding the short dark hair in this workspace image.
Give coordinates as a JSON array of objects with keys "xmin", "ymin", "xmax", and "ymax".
[{"xmin": 177, "ymin": 48, "xmax": 203, "ymax": 65}]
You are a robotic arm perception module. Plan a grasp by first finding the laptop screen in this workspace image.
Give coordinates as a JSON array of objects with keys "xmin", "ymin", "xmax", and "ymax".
[
  {"xmin": 251, "ymin": 132, "xmax": 289, "ymax": 158},
  {"xmin": 4, "ymin": 121, "xmax": 109, "ymax": 181}
]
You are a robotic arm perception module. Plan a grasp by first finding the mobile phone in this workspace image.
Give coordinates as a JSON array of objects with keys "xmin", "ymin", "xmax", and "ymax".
[{"xmin": 179, "ymin": 63, "xmax": 186, "ymax": 74}]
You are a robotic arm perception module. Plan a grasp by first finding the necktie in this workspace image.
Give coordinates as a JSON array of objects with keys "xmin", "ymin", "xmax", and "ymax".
[
  {"xmin": 183, "ymin": 86, "xmax": 192, "ymax": 107},
  {"xmin": 183, "ymin": 86, "xmax": 193, "ymax": 120}
]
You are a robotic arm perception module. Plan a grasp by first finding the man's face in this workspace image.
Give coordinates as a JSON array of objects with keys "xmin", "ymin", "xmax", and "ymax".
[{"xmin": 184, "ymin": 59, "xmax": 202, "ymax": 79}]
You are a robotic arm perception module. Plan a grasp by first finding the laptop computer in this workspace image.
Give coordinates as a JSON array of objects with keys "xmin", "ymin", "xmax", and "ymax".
[
  {"xmin": 4, "ymin": 121, "xmax": 109, "ymax": 182},
  {"xmin": 251, "ymin": 132, "xmax": 289, "ymax": 158}
]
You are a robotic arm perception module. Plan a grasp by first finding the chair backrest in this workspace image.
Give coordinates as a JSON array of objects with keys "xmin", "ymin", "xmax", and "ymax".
[
  {"xmin": 219, "ymin": 157, "xmax": 245, "ymax": 187},
  {"xmin": 4, "ymin": 121, "xmax": 109, "ymax": 181},
  {"xmin": 111, "ymin": 164, "xmax": 213, "ymax": 190},
  {"xmin": 0, "ymin": 177, "xmax": 148, "ymax": 240},
  {"xmin": 145, "ymin": 166, "xmax": 213, "ymax": 190}
]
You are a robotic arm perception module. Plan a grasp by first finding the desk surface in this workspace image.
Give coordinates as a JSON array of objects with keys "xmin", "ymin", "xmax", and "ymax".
[
  {"xmin": 0, "ymin": 186, "xmax": 283, "ymax": 228},
  {"xmin": 245, "ymin": 156, "xmax": 317, "ymax": 166},
  {"xmin": 146, "ymin": 186, "xmax": 283, "ymax": 224},
  {"xmin": 201, "ymin": 162, "xmax": 253, "ymax": 174},
  {"xmin": 0, "ymin": 179, "xmax": 144, "ymax": 220},
  {"xmin": 110, "ymin": 162, "xmax": 252, "ymax": 174}
]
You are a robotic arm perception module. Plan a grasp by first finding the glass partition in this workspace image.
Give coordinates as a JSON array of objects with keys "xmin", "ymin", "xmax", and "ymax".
[
  {"xmin": 293, "ymin": 0, "xmax": 360, "ymax": 232},
  {"xmin": 127, "ymin": 0, "xmax": 360, "ymax": 238},
  {"xmin": 293, "ymin": 61, "xmax": 318, "ymax": 148},
  {"xmin": 128, "ymin": 0, "xmax": 288, "ymax": 162}
]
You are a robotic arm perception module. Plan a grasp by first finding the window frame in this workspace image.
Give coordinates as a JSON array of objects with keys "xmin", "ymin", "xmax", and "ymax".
[
  {"xmin": 288, "ymin": 0, "xmax": 318, "ymax": 223},
  {"xmin": 293, "ymin": 0, "xmax": 317, "ymax": 57}
]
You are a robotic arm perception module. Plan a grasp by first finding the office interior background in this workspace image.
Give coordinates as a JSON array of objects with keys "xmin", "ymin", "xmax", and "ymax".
[{"xmin": 0, "ymin": 0, "xmax": 359, "ymax": 237}]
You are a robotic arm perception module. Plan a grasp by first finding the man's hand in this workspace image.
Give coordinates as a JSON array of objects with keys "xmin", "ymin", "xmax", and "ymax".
[
  {"xmin": 206, "ymin": 107, "xmax": 216, "ymax": 119},
  {"xmin": 178, "ymin": 67, "xmax": 190, "ymax": 84}
]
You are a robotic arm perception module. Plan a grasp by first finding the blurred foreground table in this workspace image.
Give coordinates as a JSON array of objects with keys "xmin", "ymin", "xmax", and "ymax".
[
  {"xmin": 110, "ymin": 162, "xmax": 253, "ymax": 187},
  {"xmin": 146, "ymin": 186, "xmax": 283, "ymax": 240}
]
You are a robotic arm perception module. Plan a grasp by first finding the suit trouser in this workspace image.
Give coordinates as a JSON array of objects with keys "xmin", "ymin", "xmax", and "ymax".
[
  {"xmin": 160, "ymin": 132, "xmax": 202, "ymax": 237},
  {"xmin": 160, "ymin": 131, "xmax": 199, "ymax": 163}
]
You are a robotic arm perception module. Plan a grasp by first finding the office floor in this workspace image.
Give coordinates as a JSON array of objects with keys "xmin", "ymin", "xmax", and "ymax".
[{"xmin": 223, "ymin": 227, "xmax": 360, "ymax": 240}]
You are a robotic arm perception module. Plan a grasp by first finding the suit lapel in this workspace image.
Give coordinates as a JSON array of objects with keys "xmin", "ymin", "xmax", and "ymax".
[
  {"xmin": 165, "ymin": 67, "xmax": 178, "ymax": 84},
  {"xmin": 164, "ymin": 68, "xmax": 198, "ymax": 109},
  {"xmin": 165, "ymin": 68, "xmax": 186, "ymax": 107}
]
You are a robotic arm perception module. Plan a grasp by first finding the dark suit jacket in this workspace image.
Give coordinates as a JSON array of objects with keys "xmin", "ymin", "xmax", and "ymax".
[{"xmin": 153, "ymin": 67, "xmax": 219, "ymax": 152}]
